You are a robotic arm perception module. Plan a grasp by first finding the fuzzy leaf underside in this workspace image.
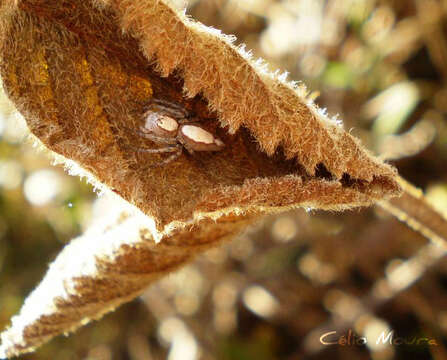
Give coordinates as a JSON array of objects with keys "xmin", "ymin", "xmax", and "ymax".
[
  {"xmin": 0, "ymin": 0, "xmax": 402, "ymax": 356},
  {"xmin": 0, "ymin": 0, "xmax": 400, "ymax": 232}
]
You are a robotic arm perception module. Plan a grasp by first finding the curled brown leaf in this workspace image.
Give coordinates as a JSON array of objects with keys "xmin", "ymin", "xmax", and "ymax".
[
  {"xmin": 0, "ymin": 0, "xmax": 402, "ymax": 357},
  {"xmin": 0, "ymin": 204, "xmax": 254, "ymax": 358},
  {"xmin": 0, "ymin": 0, "xmax": 400, "ymax": 232}
]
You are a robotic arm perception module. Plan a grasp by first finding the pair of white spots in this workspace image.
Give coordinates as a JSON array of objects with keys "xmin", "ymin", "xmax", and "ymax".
[
  {"xmin": 154, "ymin": 114, "xmax": 224, "ymax": 150},
  {"xmin": 130, "ymin": 99, "xmax": 225, "ymax": 166}
]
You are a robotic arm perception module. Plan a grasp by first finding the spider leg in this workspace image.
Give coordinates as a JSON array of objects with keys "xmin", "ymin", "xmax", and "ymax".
[
  {"xmin": 155, "ymin": 147, "xmax": 183, "ymax": 167},
  {"xmin": 131, "ymin": 145, "xmax": 183, "ymax": 168},
  {"xmin": 152, "ymin": 98, "xmax": 188, "ymax": 114},
  {"xmin": 176, "ymin": 117, "xmax": 200, "ymax": 125},
  {"xmin": 126, "ymin": 144, "xmax": 180, "ymax": 153},
  {"xmin": 154, "ymin": 105, "xmax": 187, "ymax": 120},
  {"xmin": 150, "ymin": 98, "xmax": 193, "ymax": 120}
]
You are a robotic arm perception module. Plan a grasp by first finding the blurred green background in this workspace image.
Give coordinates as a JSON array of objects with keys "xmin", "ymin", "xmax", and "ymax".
[{"xmin": 1, "ymin": 0, "xmax": 447, "ymax": 359}]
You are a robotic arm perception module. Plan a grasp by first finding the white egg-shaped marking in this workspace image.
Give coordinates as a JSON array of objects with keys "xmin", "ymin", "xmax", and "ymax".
[
  {"xmin": 157, "ymin": 116, "xmax": 179, "ymax": 132},
  {"xmin": 181, "ymin": 125, "xmax": 215, "ymax": 144}
]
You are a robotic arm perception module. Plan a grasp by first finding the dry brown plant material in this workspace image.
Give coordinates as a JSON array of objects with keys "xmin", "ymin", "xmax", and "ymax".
[
  {"xmin": 0, "ymin": 0, "xmax": 402, "ymax": 357},
  {"xmin": 0, "ymin": 205, "xmax": 255, "ymax": 357},
  {"xmin": 379, "ymin": 177, "xmax": 447, "ymax": 250}
]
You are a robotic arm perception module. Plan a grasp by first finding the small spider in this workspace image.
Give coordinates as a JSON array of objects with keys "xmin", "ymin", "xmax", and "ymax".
[{"xmin": 126, "ymin": 99, "xmax": 225, "ymax": 166}]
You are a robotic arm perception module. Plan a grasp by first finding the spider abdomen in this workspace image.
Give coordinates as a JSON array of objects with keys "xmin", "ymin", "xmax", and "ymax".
[{"xmin": 178, "ymin": 124, "xmax": 225, "ymax": 152}]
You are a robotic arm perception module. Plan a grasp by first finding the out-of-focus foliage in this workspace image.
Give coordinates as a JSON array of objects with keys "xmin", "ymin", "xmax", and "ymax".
[{"xmin": 1, "ymin": 0, "xmax": 447, "ymax": 359}]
